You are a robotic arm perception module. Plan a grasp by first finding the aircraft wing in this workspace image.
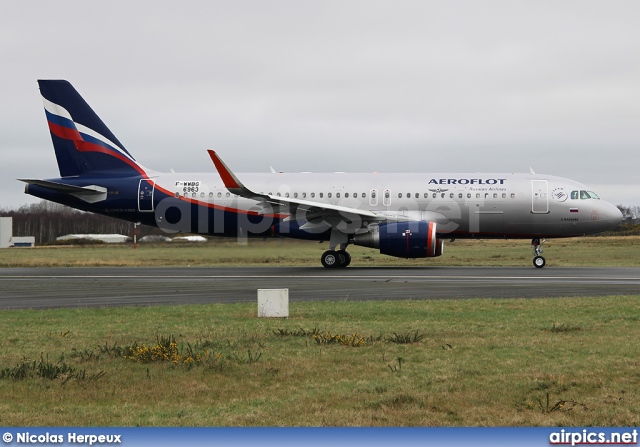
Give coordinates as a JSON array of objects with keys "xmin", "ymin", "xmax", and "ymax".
[{"xmin": 207, "ymin": 150, "xmax": 393, "ymax": 232}]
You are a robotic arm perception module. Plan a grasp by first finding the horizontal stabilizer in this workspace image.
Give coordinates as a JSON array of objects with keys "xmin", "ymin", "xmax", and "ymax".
[{"xmin": 19, "ymin": 179, "xmax": 107, "ymax": 203}]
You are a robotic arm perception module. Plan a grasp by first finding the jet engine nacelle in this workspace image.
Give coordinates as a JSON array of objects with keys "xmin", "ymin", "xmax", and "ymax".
[{"xmin": 353, "ymin": 221, "xmax": 444, "ymax": 258}]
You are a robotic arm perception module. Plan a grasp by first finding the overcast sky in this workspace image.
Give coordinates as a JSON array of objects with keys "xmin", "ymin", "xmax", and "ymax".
[{"xmin": 2, "ymin": 1, "xmax": 639, "ymax": 209}]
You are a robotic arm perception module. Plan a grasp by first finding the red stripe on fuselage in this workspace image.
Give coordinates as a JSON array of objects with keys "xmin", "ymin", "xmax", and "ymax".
[{"xmin": 152, "ymin": 183, "xmax": 288, "ymax": 218}]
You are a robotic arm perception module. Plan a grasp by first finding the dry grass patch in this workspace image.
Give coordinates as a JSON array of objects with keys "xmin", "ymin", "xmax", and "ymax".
[{"xmin": 0, "ymin": 296, "xmax": 638, "ymax": 426}]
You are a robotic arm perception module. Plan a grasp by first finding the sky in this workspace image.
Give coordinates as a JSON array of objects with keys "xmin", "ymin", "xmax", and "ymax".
[{"xmin": 1, "ymin": 1, "xmax": 639, "ymax": 209}]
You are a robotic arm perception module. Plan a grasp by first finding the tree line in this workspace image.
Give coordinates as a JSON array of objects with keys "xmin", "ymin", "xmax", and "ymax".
[
  {"xmin": 0, "ymin": 201, "xmax": 157, "ymax": 245},
  {"xmin": 1, "ymin": 201, "xmax": 639, "ymax": 245}
]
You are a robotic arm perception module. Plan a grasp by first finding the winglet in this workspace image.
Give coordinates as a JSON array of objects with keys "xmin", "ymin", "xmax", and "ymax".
[{"xmin": 207, "ymin": 150, "xmax": 263, "ymax": 199}]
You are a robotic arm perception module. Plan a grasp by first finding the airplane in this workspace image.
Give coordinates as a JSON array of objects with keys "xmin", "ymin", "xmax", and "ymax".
[{"xmin": 20, "ymin": 80, "xmax": 623, "ymax": 268}]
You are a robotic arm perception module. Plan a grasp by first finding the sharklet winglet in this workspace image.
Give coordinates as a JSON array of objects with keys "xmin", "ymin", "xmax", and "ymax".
[{"xmin": 207, "ymin": 150, "xmax": 260, "ymax": 198}]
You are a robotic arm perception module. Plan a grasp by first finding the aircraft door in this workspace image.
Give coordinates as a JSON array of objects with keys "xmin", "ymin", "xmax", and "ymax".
[
  {"xmin": 383, "ymin": 189, "xmax": 391, "ymax": 206},
  {"xmin": 138, "ymin": 179, "xmax": 155, "ymax": 212},
  {"xmin": 531, "ymin": 180, "xmax": 548, "ymax": 213},
  {"xmin": 369, "ymin": 189, "xmax": 378, "ymax": 206}
]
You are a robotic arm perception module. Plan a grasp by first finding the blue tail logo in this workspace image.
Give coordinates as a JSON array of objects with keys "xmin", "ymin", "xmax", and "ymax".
[{"xmin": 39, "ymin": 80, "xmax": 146, "ymax": 178}]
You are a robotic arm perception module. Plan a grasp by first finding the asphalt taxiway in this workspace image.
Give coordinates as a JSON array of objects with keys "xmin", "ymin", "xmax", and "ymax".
[{"xmin": 0, "ymin": 266, "xmax": 639, "ymax": 309}]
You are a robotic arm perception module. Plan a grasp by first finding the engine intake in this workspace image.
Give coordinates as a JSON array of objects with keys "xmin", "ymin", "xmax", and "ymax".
[{"xmin": 353, "ymin": 221, "xmax": 444, "ymax": 258}]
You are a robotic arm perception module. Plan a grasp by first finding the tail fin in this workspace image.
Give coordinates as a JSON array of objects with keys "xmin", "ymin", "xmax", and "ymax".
[{"xmin": 38, "ymin": 80, "xmax": 146, "ymax": 177}]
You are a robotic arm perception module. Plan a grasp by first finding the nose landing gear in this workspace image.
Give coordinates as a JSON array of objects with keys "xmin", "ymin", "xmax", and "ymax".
[{"xmin": 532, "ymin": 238, "xmax": 546, "ymax": 268}]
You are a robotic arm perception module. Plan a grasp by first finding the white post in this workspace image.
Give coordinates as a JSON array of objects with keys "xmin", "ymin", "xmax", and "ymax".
[{"xmin": 257, "ymin": 289, "xmax": 289, "ymax": 318}]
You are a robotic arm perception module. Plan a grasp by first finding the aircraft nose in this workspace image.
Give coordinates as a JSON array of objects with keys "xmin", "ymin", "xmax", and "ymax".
[{"xmin": 602, "ymin": 203, "xmax": 623, "ymax": 229}]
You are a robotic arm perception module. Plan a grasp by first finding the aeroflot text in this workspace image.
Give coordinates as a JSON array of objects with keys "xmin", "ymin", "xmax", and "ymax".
[
  {"xmin": 15, "ymin": 432, "xmax": 121, "ymax": 445},
  {"xmin": 428, "ymin": 178, "xmax": 507, "ymax": 185}
]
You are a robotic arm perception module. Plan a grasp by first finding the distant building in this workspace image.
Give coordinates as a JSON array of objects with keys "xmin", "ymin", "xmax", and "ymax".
[
  {"xmin": 0, "ymin": 217, "xmax": 11, "ymax": 248},
  {"xmin": 10, "ymin": 237, "xmax": 36, "ymax": 248},
  {"xmin": 57, "ymin": 234, "xmax": 131, "ymax": 244},
  {"xmin": 0, "ymin": 217, "xmax": 35, "ymax": 248}
]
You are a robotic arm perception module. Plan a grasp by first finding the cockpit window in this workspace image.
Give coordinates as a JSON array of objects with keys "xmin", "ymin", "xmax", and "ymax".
[
  {"xmin": 574, "ymin": 190, "xmax": 600, "ymax": 199},
  {"xmin": 571, "ymin": 190, "xmax": 601, "ymax": 200}
]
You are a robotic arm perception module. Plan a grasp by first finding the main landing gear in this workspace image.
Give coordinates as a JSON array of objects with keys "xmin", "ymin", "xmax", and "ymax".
[
  {"xmin": 321, "ymin": 230, "xmax": 352, "ymax": 268},
  {"xmin": 321, "ymin": 249, "xmax": 351, "ymax": 268},
  {"xmin": 532, "ymin": 237, "xmax": 546, "ymax": 268}
]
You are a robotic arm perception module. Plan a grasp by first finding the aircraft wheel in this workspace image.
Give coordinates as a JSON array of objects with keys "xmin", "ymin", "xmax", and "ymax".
[
  {"xmin": 336, "ymin": 250, "xmax": 351, "ymax": 268},
  {"xmin": 321, "ymin": 250, "xmax": 339, "ymax": 268},
  {"xmin": 533, "ymin": 256, "xmax": 546, "ymax": 268}
]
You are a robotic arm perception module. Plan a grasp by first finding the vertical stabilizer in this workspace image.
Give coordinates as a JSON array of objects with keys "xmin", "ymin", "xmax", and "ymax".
[{"xmin": 38, "ymin": 80, "xmax": 145, "ymax": 177}]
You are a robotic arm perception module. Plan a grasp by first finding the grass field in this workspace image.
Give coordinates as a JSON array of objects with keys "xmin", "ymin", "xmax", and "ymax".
[
  {"xmin": 1, "ymin": 236, "xmax": 638, "ymax": 426},
  {"xmin": 1, "ymin": 235, "xmax": 640, "ymax": 268},
  {"xmin": 0, "ymin": 297, "xmax": 638, "ymax": 426}
]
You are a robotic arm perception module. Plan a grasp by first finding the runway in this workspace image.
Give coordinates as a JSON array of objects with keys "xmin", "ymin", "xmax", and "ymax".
[{"xmin": 1, "ymin": 266, "xmax": 639, "ymax": 309}]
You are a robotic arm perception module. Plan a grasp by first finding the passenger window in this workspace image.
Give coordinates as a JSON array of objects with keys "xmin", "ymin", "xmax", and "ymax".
[
  {"xmin": 511, "ymin": 193, "xmax": 516, "ymax": 198},
  {"xmin": 174, "ymin": 192, "xmax": 179, "ymax": 198},
  {"xmin": 276, "ymin": 192, "xmax": 281, "ymax": 197},
  {"xmin": 433, "ymin": 193, "xmax": 437, "ymax": 198},
  {"xmin": 502, "ymin": 193, "xmax": 506, "ymax": 199},
  {"xmin": 217, "ymin": 192, "xmax": 222, "ymax": 197},
  {"xmin": 328, "ymin": 193, "xmax": 332, "ymax": 198},
  {"xmin": 458, "ymin": 193, "xmax": 463, "ymax": 199},
  {"xmin": 285, "ymin": 193, "xmax": 290, "ymax": 198},
  {"xmin": 336, "ymin": 193, "xmax": 340, "ymax": 198},
  {"xmin": 294, "ymin": 192, "xmax": 298, "ymax": 198},
  {"xmin": 302, "ymin": 192, "xmax": 306, "ymax": 198},
  {"xmin": 345, "ymin": 193, "xmax": 349, "ymax": 198},
  {"xmin": 319, "ymin": 193, "xmax": 323, "ymax": 198},
  {"xmin": 398, "ymin": 193, "xmax": 402, "ymax": 198},
  {"xmin": 468, "ymin": 193, "xmax": 472, "ymax": 199},
  {"xmin": 415, "ymin": 193, "xmax": 419, "ymax": 199},
  {"xmin": 385, "ymin": 191, "xmax": 390, "ymax": 198},
  {"xmin": 192, "ymin": 193, "xmax": 197, "ymax": 198},
  {"xmin": 406, "ymin": 193, "xmax": 410, "ymax": 198},
  {"xmin": 200, "ymin": 192, "xmax": 204, "ymax": 198},
  {"xmin": 493, "ymin": 193, "xmax": 498, "ymax": 199},
  {"xmin": 450, "ymin": 193, "xmax": 454, "ymax": 199},
  {"xmin": 225, "ymin": 192, "xmax": 230, "ymax": 197},
  {"xmin": 209, "ymin": 192, "xmax": 213, "ymax": 197}
]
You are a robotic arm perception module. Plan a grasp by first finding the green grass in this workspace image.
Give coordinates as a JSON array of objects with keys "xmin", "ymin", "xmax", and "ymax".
[
  {"xmin": 2, "ymin": 236, "xmax": 640, "ymax": 267},
  {"xmin": 0, "ymin": 296, "xmax": 639, "ymax": 426}
]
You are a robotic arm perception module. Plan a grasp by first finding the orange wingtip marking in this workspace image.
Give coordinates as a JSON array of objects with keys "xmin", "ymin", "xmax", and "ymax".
[{"xmin": 207, "ymin": 150, "xmax": 240, "ymax": 189}]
